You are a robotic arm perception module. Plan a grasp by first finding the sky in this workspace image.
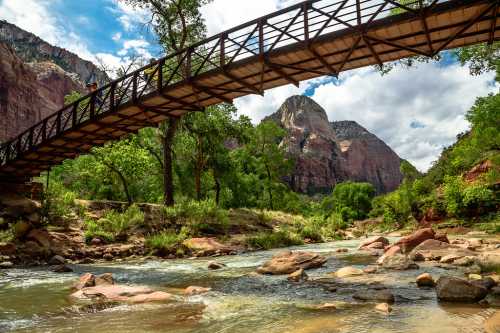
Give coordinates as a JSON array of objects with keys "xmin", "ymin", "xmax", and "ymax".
[{"xmin": 0, "ymin": 0, "xmax": 497, "ymax": 171}]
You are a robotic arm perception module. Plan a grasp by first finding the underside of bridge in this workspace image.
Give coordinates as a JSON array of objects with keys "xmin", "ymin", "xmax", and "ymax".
[{"xmin": 0, "ymin": 0, "xmax": 499, "ymax": 183}]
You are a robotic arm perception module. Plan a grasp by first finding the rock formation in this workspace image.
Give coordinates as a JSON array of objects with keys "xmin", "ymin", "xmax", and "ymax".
[
  {"xmin": 266, "ymin": 95, "xmax": 404, "ymax": 194},
  {"xmin": 0, "ymin": 20, "xmax": 108, "ymax": 85},
  {"xmin": 0, "ymin": 42, "xmax": 85, "ymax": 142}
]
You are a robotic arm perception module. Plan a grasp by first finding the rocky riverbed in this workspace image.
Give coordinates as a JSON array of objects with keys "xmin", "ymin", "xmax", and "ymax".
[{"xmin": 2, "ymin": 235, "xmax": 500, "ymax": 333}]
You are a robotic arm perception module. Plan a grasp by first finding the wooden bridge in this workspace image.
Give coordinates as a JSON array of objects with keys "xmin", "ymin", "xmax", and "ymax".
[{"xmin": 0, "ymin": 0, "xmax": 498, "ymax": 183}]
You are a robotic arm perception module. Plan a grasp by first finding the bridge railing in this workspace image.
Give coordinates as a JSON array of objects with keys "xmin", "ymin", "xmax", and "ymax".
[{"xmin": 1, "ymin": 0, "xmax": 445, "ymax": 169}]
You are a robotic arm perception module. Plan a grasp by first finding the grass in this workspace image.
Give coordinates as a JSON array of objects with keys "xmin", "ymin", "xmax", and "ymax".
[
  {"xmin": 145, "ymin": 230, "xmax": 188, "ymax": 256},
  {"xmin": 162, "ymin": 199, "xmax": 229, "ymax": 235},
  {"xmin": 84, "ymin": 205, "xmax": 145, "ymax": 244},
  {"xmin": 245, "ymin": 229, "xmax": 303, "ymax": 250}
]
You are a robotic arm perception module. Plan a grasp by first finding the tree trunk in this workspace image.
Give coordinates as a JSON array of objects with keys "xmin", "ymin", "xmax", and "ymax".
[
  {"xmin": 214, "ymin": 175, "xmax": 221, "ymax": 206},
  {"xmin": 163, "ymin": 117, "xmax": 179, "ymax": 206},
  {"xmin": 265, "ymin": 164, "xmax": 274, "ymax": 210},
  {"xmin": 195, "ymin": 135, "xmax": 203, "ymax": 201}
]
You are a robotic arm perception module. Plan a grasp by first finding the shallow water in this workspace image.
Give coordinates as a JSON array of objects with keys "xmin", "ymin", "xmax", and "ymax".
[{"xmin": 0, "ymin": 239, "xmax": 496, "ymax": 333}]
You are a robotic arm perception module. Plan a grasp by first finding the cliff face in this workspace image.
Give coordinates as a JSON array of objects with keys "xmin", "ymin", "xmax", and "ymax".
[
  {"xmin": 0, "ymin": 42, "xmax": 85, "ymax": 142},
  {"xmin": 0, "ymin": 20, "xmax": 108, "ymax": 85},
  {"xmin": 267, "ymin": 95, "xmax": 404, "ymax": 194}
]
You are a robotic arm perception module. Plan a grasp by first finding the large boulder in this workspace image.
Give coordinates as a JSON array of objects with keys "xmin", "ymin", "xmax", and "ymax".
[
  {"xmin": 477, "ymin": 251, "xmax": 500, "ymax": 271},
  {"xmin": 379, "ymin": 254, "xmax": 418, "ymax": 270},
  {"xmin": 27, "ymin": 229, "xmax": 51, "ymax": 249},
  {"xmin": 358, "ymin": 236, "xmax": 389, "ymax": 250},
  {"xmin": 409, "ymin": 239, "xmax": 475, "ymax": 261},
  {"xmin": 257, "ymin": 251, "xmax": 327, "ymax": 275},
  {"xmin": 182, "ymin": 237, "xmax": 235, "ymax": 256},
  {"xmin": 0, "ymin": 195, "xmax": 40, "ymax": 219},
  {"xmin": 71, "ymin": 285, "xmax": 173, "ymax": 303},
  {"xmin": 436, "ymin": 276, "xmax": 487, "ymax": 302},
  {"xmin": 376, "ymin": 245, "xmax": 402, "ymax": 265},
  {"xmin": 73, "ymin": 273, "xmax": 96, "ymax": 290},
  {"xmin": 392, "ymin": 228, "xmax": 435, "ymax": 253},
  {"xmin": 333, "ymin": 266, "xmax": 364, "ymax": 278}
]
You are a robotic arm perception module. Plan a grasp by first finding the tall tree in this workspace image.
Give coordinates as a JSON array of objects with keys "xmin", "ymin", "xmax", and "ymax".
[{"xmin": 121, "ymin": 0, "xmax": 211, "ymax": 206}]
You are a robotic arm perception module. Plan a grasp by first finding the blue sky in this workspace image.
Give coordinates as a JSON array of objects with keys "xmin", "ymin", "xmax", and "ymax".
[{"xmin": 0, "ymin": 0, "xmax": 497, "ymax": 171}]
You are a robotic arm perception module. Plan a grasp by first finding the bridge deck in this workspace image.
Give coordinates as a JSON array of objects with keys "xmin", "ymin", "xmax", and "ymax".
[{"xmin": 0, "ymin": 0, "xmax": 499, "ymax": 181}]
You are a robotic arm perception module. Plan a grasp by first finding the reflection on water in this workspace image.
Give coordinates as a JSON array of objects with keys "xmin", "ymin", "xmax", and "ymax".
[{"xmin": 0, "ymin": 239, "xmax": 495, "ymax": 333}]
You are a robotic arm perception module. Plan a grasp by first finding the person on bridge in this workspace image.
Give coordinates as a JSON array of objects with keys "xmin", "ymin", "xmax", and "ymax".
[{"xmin": 86, "ymin": 82, "xmax": 103, "ymax": 106}]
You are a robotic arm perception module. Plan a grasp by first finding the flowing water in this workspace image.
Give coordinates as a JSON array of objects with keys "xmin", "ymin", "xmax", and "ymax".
[{"xmin": 0, "ymin": 239, "xmax": 496, "ymax": 333}]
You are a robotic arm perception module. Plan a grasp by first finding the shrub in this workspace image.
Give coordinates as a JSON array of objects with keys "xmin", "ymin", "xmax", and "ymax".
[
  {"xmin": 443, "ymin": 176, "xmax": 464, "ymax": 216},
  {"xmin": 145, "ymin": 230, "xmax": 187, "ymax": 255},
  {"xmin": 462, "ymin": 184, "xmax": 496, "ymax": 214},
  {"xmin": 245, "ymin": 230, "xmax": 303, "ymax": 250},
  {"xmin": 163, "ymin": 199, "xmax": 229, "ymax": 235},
  {"xmin": 83, "ymin": 205, "xmax": 144, "ymax": 243},
  {"xmin": 322, "ymin": 182, "xmax": 376, "ymax": 221}
]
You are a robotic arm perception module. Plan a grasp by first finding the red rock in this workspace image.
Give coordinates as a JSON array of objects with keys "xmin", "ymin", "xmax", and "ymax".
[
  {"xmin": 27, "ymin": 229, "xmax": 51, "ymax": 249},
  {"xmin": 95, "ymin": 273, "xmax": 114, "ymax": 286},
  {"xmin": 257, "ymin": 251, "xmax": 327, "ymax": 275},
  {"xmin": 127, "ymin": 291, "xmax": 173, "ymax": 303},
  {"xmin": 358, "ymin": 236, "xmax": 389, "ymax": 250},
  {"xmin": 0, "ymin": 42, "xmax": 86, "ymax": 142},
  {"xmin": 73, "ymin": 273, "xmax": 95, "ymax": 290},
  {"xmin": 392, "ymin": 228, "xmax": 435, "ymax": 253},
  {"xmin": 71, "ymin": 285, "xmax": 156, "ymax": 302},
  {"xmin": 264, "ymin": 96, "xmax": 403, "ymax": 194},
  {"xmin": 377, "ymin": 246, "xmax": 401, "ymax": 265},
  {"xmin": 464, "ymin": 160, "xmax": 493, "ymax": 183}
]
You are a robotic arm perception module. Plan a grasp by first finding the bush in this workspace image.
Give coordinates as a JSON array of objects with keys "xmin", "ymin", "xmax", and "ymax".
[
  {"xmin": 163, "ymin": 199, "xmax": 229, "ymax": 235},
  {"xmin": 84, "ymin": 205, "xmax": 144, "ymax": 243},
  {"xmin": 321, "ymin": 182, "xmax": 376, "ymax": 222},
  {"xmin": 462, "ymin": 184, "xmax": 496, "ymax": 214},
  {"xmin": 245, "ymin": 230, "xmax": 303, "ymax": 250},
  {"xmin": 145, "ymin": 229, "xmax": 188, "ymax": 255}
]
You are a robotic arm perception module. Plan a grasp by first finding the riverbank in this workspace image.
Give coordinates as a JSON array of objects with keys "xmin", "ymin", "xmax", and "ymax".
[{"xmin": 2, "ymin": 236, "xmax": 500, "ymax": 333}]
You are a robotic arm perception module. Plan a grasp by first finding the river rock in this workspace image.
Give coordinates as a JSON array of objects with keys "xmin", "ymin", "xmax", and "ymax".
[
  {"xmin": 363, "ymin": 266, "xmax": 378, "ymax": 274},
  {"xmin": 436, "ymin": 276, "xmax": 487, "ymax": 302},
  {"xmin": 208, "ymin": 261, "xmax": 225, "ymax": 270},
  {"xmin": 183, "ymin": 237, "xmax": 235, "ymax": 256},
  {"xmin": 48, "ymin": 255, "xmax": 65, "ymax": 265},
  {"xmin": 257, "ymin": 251, "xmax": 327, "ymax": 275},
  {"xmin": 379, "ymin": 254, "xmax": 418, "ymax": 270},
  {"xmin": 440, "ymin": 254, "xmax": 463, "ymax": 264},
  {"xmin": 472, "ymin": 277, "xmax": 496, "ymax": 291},
  {"xmin": 184, "ymin": 286, "xmax": 211, "ymax": 295},
  {"xmin": 453, "ymin": 256, "xmax": 477, "ymax": 266},
  {"xmin": 409, "ymin": 239, "xmax": 475, "ymax": 262},
  {"xmin": 477, "ymin": 251, "xmax": 500, "ymax": 271},
  {"xmin": 95, "ymin": 273, "xmax": 114, "ymax": 286},
  {"xmin": 336, "ymin": 248, "xmax": 348, "ymax": 253},
  {"xmin": 334, "ymin": 266, "xmax": 364, "ymax": 278},
  {"xmin": 392, "ymin": 228, "xmax": 435, "ymax": 253},
  {"xmin": 374, "ymin": 302, "xmax": 392, "ymax": 314},
  {"xmin": 485, "ymin": 311, "xmax": 500, "ymax": 333},
  {"xmin": 358, "ymin": 236, "xmax": 389, "ymax": 250},
  {"xmin": 73, "ymin": 273, "xmax": 96, "ymax": 290},
  {"xmin": 376, "ymin": 245, "xmax": 401, "ymax": 265},
  {"xmin": 288, "ymin": 268, "xmax": 308, "ymax": 282},
  {"xmin": 353, "ymin": 289, "xmax": 395, "ymax": 303},
  {"xmin": 71, "ymin": 285, "xmax": 171, "ymax": 303},
  {"xmin": 416, "ymin": 273, "xmax": 435, "ymax": 287}
]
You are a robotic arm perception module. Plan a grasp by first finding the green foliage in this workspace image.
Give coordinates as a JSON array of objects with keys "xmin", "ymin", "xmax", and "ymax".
[
  {"xmin": 245, "ymin": 230, "xmax": 303, "ymax": 250},
  {"xmin": 0, "ymin": 228, "xmax": 13, "ymax": 243},
  {"xmin": 145, "ymin": 229, "xmax": 189, "ymax": 255},
  {"xmin": 321, "ymin": 182, "xmax": 376, "ymax": 222},
  {"xmin": 163, "ymin": 199, "xmax": 229, "ymax": 235},
  {"xmin": 84, "ymin": 205, "xmax": 145, "ymax": 243},
  {"xmin": 454, "ymin": 42, "xmax": 500, "ymax": 82}
]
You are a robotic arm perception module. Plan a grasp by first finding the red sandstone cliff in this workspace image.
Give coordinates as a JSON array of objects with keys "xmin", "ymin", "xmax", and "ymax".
[
  {"xmin": 0, "ymin": 42, "xmax": 85, "ymax": 142},
  {"xmin": 266, "ymin": 95, "xmax": 404, "ymax": 194}
]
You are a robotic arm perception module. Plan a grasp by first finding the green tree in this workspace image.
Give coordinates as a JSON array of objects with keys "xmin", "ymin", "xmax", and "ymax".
[
  {"xmin": 324, "ymin": 182, "xmax": 376, "ymax": 221},
  {"xmin": 121, "ymin": 0, "xmax": 212, "ymax": 206}
]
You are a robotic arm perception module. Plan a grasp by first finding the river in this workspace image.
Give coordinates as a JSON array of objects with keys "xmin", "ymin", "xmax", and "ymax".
[{"xmin": 0, "ymin": 239, "xmax": 495, "ymax": 333}]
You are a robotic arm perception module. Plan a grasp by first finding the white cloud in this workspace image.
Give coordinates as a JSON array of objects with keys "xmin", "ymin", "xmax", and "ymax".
[
  {"xmin": 112, "ymin": 32, "xmax": 122, "ymax": 42},
  {"xmin": 110, "ymin": 0, "xmax": 149, "ymax": 31},
  {"xmin": 235, "ymin": 62, "xmax": 497, "ymax": 172},
  {"xmin": 118, "ymin": 38, "xmax": 152, "ymax": 59}
]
